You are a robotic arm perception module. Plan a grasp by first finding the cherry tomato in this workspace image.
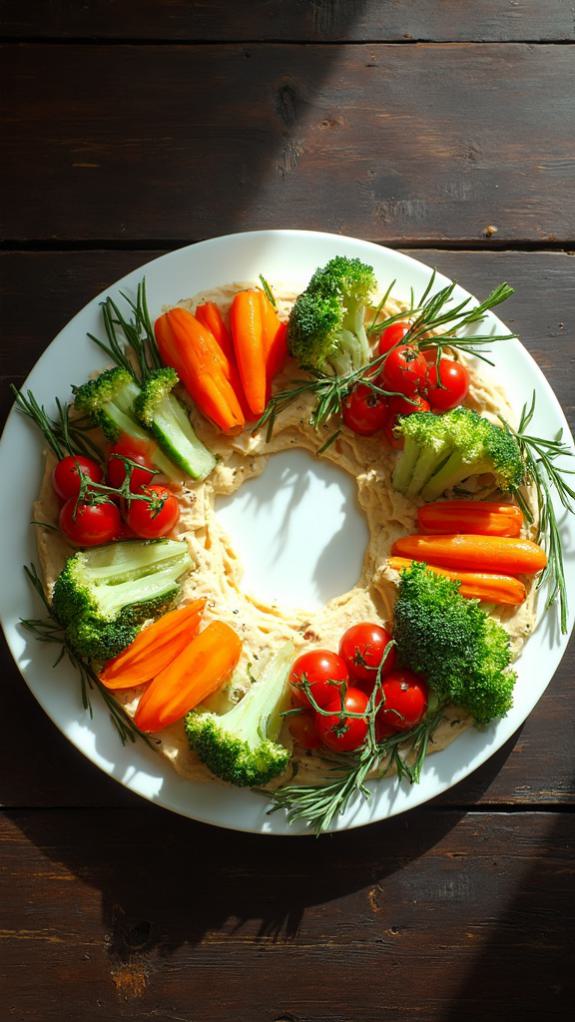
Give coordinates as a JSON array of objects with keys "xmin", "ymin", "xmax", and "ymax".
[
  {"xmin": 342, "ymin": 384, "xmax": 389, "ymax": 436},
  {"xmin": 426, "ymin": 358, "xmax": 469, "ymax": 412},
  {"xmin": 387, "ymin": 394, "xmax": 431, "ymax": 418},
  {"xmin": 380, "ymin": 345, "xmax": 428, "ymax": 397},
  {"xmin": 52, "ymin": 455, "xmax": 103, "ymax": 502},
  {"xmin": 376, "ymin": 670, "xmax": 428, "ymax": 733},
  {"xmin": 378, "ymin": 321, "xmax": 410, "ymax": 356},
  {"xmin": 59, "ymin": 498, "xmax": 121, "ymax": 547},
  {"xmin": 316, "ymin": 687, "xmax": 369, "ymax": 753},
  {"xmin": 288, "ymin": 709, "xmax": 321, "ymax": 751},
  {"xmin": 421, "ymin": 346, "xmax": 440, "ymax": 363},
  {"xmin": 339, "ymin": 622, "xmax": 396, "ymax": 688},
  {"xmin": 126, "ymin": 484, "xmax": 180, "ymax": 539},
  {"xmin": 290, "ymin": 650, "xmax": 349, "ymax": 709},
  {"xmin": 107, "ymin": 437, "xmax": 156, "ymax": 491}
]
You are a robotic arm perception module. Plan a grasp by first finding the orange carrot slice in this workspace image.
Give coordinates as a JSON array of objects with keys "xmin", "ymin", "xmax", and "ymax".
[
  {"xmin": 229, "ymin": 290, "xmax": 267, "ymax": 417},
  {"xmin": 155, "ymin": 308, "xmax": 245, "ymax": 433},
  {"xmin": 134, "ymin": 621, "xmax": 242, "ymax": 733},
  {"xmin": 195, "ymin": 301, "xmax": 234, "ymax": 362},
  {"xmin": 391, "ymin": 534, "xmax": 547, "ymax": 575},
  {"xmin": 258, "ymin": 290, "xmax": 288, "ymax": 382},
  {"xmin": 103, "ymin": 601, "xmax": 205, "ymax": 672},
  {"xmin": 417, "ymin": 500, "xmax": 523, "ymax": 538},
  {"xmin": 100, "ymin": 627, "xmax": 199, "ymax": 690},
  {"xmin": 100, "ymin": 601, "xmax": 205, "ymax": 689},
  {"xmin": 387, "ymin": 557, "xmax": 527, "ymax": 606}
]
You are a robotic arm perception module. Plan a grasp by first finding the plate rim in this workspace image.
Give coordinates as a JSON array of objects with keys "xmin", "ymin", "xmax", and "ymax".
[{"xmin": 1, "ymin": 228, "xmax": 574, "ymax": 836}]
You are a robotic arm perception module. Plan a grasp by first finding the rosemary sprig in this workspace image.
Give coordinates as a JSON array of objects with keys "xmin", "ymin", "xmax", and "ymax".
[
  {"xmin": 256, "ymin": 355, "xmax": 407, "ymax": 442},
  {"xmin": 72, "ymin": 459, "xmax": 163, "ymax": 516},
  {"xmin": 88, "ymin": 279, "xmax": 161, "ymax": 384},
  {"xmin": 11, "ymin": 387, "xmax": 104, "ymax": 464},
  {"xmin": 270, "ymin": 643, "xmax": 444, "ymax": 833},
  {"xmin": 503, "ymin": 393, "xmax": 575, "ymax": 634},
  {"xmin": 257, "ymin": 273, "xmax": 515, "ymax": 441},
  {"xmin": 269, "ymin": 710, "xmax": 443, "ymax": 834},
  {"xmin": 21, "ymin": 564, "xmax": 150, "ymax": 747},
  {"xmin": 259, "ymin": 274, "xmax": 277, "ymax": 308}
]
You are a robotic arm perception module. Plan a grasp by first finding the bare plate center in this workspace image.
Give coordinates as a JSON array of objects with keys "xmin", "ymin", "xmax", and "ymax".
[{"xmin": 216, "ymin": 449, "xmax": 369, "ymax": 610}]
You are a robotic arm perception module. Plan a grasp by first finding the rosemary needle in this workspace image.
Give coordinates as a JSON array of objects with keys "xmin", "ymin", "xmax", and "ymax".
[{"xmin": 504, "ymin": 393, "xmax": 575, "ymax": 634}]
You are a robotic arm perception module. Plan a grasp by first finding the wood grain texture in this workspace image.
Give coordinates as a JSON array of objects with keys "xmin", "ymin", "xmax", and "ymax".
[
  {"xmin": 1, "ymin": 9, "xmax": 573, "ymax": 1021},
  {"xmin": 2, "ymin": 44, "xmax": 575, "ymax": 244},
  {"xmin": 1, "ymin": 0, "xmax": 573, "ymax": 42},
  {"xmin": 1, "ymin": 248, "xmax": 573, "ymax": 810},
  {"xmin": 1, "ymin": 809, "xmax": 574, "ymax": 1020}
]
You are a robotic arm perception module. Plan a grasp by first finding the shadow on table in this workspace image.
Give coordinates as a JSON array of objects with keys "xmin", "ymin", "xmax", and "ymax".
[
  {"xmin": 440, "ymin": 802, "xmax": 575, "ymax": 1021},
  {"xmin": 10, "ymin": 732, "xmax": 520, "ymax": 961}
]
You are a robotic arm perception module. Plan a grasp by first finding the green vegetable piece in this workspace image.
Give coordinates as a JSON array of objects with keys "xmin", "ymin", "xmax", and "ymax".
[
  {"xmin": 393, "ymin": 562, "xmax": 516, "ymax": 725},
  {"xmin": 288, "ymin": 256, "xmax": 377, "ymax": 375},
  {"xmin": 392, "ymin": 406, "xmax": 524, "ymax": 501},
  {"xmin": 185, "ymin": 642, "xmax": 295, "ymax": 787},
  {"xmin": 52, "ymin": 538, "xmax": 193, "ymax": 661},
  {"xmin": 73, "ymin": 367, "xmax": 182, "ymax": 483},
  {"xmin": 134, "ymin": 367, "xmax": 216, "ymax": 481}
]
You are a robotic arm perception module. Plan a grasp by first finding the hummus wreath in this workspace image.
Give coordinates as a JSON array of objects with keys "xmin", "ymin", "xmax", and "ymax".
[{"xmin": 16, "ymin": 257, "xmax": 573, "ymax": 833}]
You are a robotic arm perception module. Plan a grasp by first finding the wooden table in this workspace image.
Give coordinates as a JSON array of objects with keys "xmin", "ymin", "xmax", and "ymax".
[{"xmin": 1, "ymin": 4, "xmax": 574, "ymax": 1019}]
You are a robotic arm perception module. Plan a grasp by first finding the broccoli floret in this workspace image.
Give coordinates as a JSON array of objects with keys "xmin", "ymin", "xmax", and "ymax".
[
  {"xmin": 392, "ymin": 407, "xmax": 524, "ymax": 501},
  {"xmin": 288, "ymin": 256, "xmax": 377, "ymax": 375},
  {"xmin": 65, "ymin": 616, "xmax": 139, "ymax": 661},
  {"xmin": 73, "ymin": 367, "xmax": 182, "ymax": 483},
  {"xmin": 393, "ymin": 562, "xmax": 516, "ymax": 725},
  {"xmin": 74, "ymin": 367, "xmax": 143, "ymax": 441},
  {"xmin": 184, "ymin": 643, "xmax": 295, "ymax": 787},
  {"xmin": 52, "ymin": 539, "xmax": 193, "ymax": 660},
  {"xmin": 134, "ymin": 368, "xmax": 216, "ymax": 481}
]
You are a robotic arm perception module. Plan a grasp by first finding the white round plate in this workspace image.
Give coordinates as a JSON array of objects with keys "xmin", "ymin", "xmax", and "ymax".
[{"xmin": 1, "ymin": 230, "xmax": 574, "ymax": 835}]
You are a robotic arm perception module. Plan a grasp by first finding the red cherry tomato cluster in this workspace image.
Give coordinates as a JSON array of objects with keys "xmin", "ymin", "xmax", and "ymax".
[
  {"xmin": 342, "ymin": 321, "xmax": 470, "ymax": 444},
  {"xmin": 288, "ymin": 622, "xmax": 428, "ymax": 754},
  {"xmin": 51, "ymin": 438, "xmax": 179, "ymax": 548}
]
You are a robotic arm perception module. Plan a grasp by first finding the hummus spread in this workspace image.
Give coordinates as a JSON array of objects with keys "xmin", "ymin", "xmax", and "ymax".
[{"xmin": 34, "ymin": 283, "xmax": 538, "ymax": 789}]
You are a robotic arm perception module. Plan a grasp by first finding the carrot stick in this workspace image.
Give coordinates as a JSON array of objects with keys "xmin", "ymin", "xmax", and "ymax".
[
  {"xmin": 155, "ymin": 309, "xmax": 245, "ymax": 433},
  {"xmin": 229, "ymin": 290, "xmax": 267, "ymax": 417},
  {"xmin": 195, "ymin": 302, "xmax": 234, "ymax": 362},
  {"xmin": 417, "ymin": 500, "xmax": 523, "ymax": 538},
  {"xmin": 258, "ymin": 291, "xmax": 288, "ymax": 382},
  {"xmin": 387, "ymin": 557, "xmax": 527, "ymax": 606},
  {"xmin": 391, "ymin": 534, "xmax": 547, "ymax": 575},
  {"xmin": 195, "ymin": 300, "xmax": 253, "ymax": 420},
  {"xmin": 100, "ymin": 628, "xmax": 198, "ymax": 689},
  {"xmin": 134, "ymin": 621, "xmax": 242, "ymax": 733},
  {"xmin": 100, "ymin": 601, "xmax": 205, "ymax": 682}
]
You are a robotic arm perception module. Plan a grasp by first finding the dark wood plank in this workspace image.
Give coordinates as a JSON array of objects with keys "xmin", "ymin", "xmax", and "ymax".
[
  {"xmin": 2, "ymin": 44, "xmax": 575, "ymax": 244},
  {"xmin": 1, "ymin": 809, "xmax": 573, "ymax": 1019},
  {"xmin": 1, "ymin": 248, "xmax": 574, "ymax": 809},
  {"xmin": 1, "ymin": 0, "xmax": 573, "ymax": 42}
]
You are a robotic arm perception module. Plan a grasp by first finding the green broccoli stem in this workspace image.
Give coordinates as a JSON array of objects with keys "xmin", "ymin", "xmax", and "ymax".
[
  {"xmin": 406, "ymin": 448, "xmax": 452, "ymax": 499},
  {"xmin": 391, "ymin": 437, "xmax": 422, "ymax": 494},
  {"xmin": 234, "ymin": 643, "xmax": 295, "ymax": 745},
  {"xmin": 421, "ymin": 454, "xmax": 496, "ymax": 501},
  {"xmin": 328, "ymin": 305, "xmax": 371, "ymax": 375},
  {"xmin": 105, "ymin": 400, "xmax": 183, "ymax": 483},
  {"xmin": 145, "ymin": 391, "xmax": 216, "ymax": 481}
]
